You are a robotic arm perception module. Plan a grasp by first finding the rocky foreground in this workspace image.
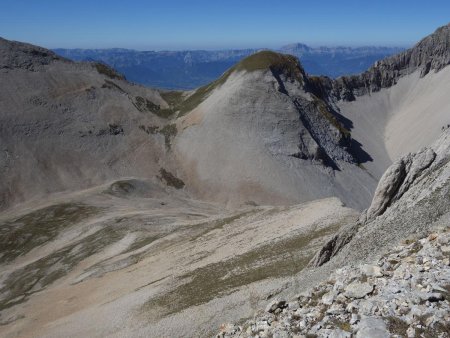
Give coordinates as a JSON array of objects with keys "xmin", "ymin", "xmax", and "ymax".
[{"xmin": 218, "ymin": 228, "xmax": 450, "ymax": 338}]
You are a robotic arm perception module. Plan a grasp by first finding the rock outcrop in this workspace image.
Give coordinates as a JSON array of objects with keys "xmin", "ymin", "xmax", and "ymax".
[
  {"xmin": 308, "ymin": 23, "xmax": 450, "ymax": 101},
  {"xmin": 366, "ymin": 147, "xmax": 436, "ymax": 221},
  {"xmin": 309, "ymin": 131, "xmax": 449, "ymax": 268}
]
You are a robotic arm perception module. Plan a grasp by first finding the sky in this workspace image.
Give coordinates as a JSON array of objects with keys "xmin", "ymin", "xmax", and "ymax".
[{"xmin": 0, "ymin": 0, "xmax": 448, "ymax": 50}]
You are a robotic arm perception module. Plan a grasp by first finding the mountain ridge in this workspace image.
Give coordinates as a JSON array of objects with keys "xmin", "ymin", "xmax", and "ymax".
[
  {"xmin": 317, "ymin": 23, "xmax": 450, "ymax": 101},
  {"xmin": 52, "ymin": 43, "xmax": 404, "ymax": 89}
]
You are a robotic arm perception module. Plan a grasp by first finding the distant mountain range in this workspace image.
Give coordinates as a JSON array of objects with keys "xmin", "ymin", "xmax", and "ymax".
[{"xmin": 53, "ymin": 44, "xmax": 404, "ymax": 89}]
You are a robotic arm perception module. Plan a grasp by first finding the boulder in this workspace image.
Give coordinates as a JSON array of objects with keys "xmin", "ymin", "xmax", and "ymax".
[
  {"xmin": 366, "ymin": 148, "xmax": 435, "ymax": 221},
  {"xmin": 355, "ymin": 317, "xmax": 390, "ymax": 338},
  {"xmin": 344, "ymin": 282, "xmax": 374, "ymax": 299}
]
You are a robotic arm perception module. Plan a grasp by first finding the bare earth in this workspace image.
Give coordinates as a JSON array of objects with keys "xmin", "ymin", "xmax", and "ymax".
[{"xmin": 0, "ymin": 179, "xmax": 357, "ymax": 337}]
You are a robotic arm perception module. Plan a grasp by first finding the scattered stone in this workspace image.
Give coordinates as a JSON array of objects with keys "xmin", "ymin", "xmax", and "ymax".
[
  {"xmin": 322, "ymin": 292, "xmax": 336, "ymax": 305},
  {"xmin": 361, "ymin": 264, "xmax": 383, "ymax": 277},
  {"xmin": 356, "ymin": 317, "xmax": 390, "ymax": 338},
  {"xmin": 344, "ymin": 282, "xmax": 374, "ymax": 299},
  {"xmin": 328, "ymin": 328, "xmax": 352, "ymax": 337},
  {"xmin": 218, "ymin": 229, "xmax": 450, "ymax": 338}
]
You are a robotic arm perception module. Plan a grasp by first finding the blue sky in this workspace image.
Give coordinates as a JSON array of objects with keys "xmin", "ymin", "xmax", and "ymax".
[{"xmin": 0, "ymin": 0, "xmax": 448, "ymax": 50}]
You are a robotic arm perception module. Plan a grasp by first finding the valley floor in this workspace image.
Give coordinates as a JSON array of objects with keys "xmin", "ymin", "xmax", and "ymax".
[{"xmin": 0, "ymin": 178, "xmax": 357, "ymax": 337}]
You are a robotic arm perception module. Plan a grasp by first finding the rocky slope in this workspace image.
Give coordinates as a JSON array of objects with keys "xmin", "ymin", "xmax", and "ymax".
[
  {"xmin": 171, "ymin": 23, "xmax": 450, "ymax": 208},
  {"xmin": 312, "ymin": 129, "xmax": 450, "ymax": 268},
  {"xmin": 0, "ymin": 187, "xmax": 357, "ymax": 337},
  {"xmin": 1, "ymin": 24, "xmax": 448, "ymax": 211},
  {"xmin": 172, "ymin": 51, "xmax": 377, "ymax": 209},
  {"xmin": 0, "ymin": 23, "xmax": 449, "ymax": 338},
  {"xmin": 218, "ymin": 128, "xmax": 450, "ymax": 338},
  {"xmin": 0, "ymin": 37, "xmax": 380, "ymax": 211},
  {"xmin": 0, "ymin": 37, "xmax": 183, "ymax": 210},
  {"xmin": 218, "ymin": 230, "xmax": 450, "ymax": 338}
]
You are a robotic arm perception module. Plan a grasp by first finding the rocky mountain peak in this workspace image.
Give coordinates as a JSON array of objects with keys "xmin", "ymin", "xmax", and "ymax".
[
  {"xmin": 319, "ymin": 23, "xmax": 450, "ymax": 101},
  {"xmin": 0, "ymin": 37, "xmax": 66, "ymax": 71}
]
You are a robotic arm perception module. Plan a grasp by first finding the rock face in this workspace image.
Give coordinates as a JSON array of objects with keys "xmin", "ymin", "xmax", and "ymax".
[
  {"xmin": 310, "ymin": 132, "xmax": 448, "ymax": 267},
  {"xmin": 327, "ymin": 23, "xmax": 450, "ymax": 100},
  {"xmin": 308, "ymin": 222, "xmax": 360, "ymax": 267},
  {"xmin": 366, "ymin": 147, "xmax": 436, "ymax": 221},
  {"xmin": 217, "ymin": 229, "xmax": 450, "ymax": 338}
]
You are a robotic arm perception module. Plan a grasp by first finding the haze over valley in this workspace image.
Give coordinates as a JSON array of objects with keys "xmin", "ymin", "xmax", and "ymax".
[{"xmin": 53, "ymin": 45, "xmax": 404, "ymax": 89}]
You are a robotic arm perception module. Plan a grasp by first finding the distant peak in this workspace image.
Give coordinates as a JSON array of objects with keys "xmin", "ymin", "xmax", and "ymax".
[{"xmin": 280, "ymin": 43, "xmax": 311, "ymax": 52}]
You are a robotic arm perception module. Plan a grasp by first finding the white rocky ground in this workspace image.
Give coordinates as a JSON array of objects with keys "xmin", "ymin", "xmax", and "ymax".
[{"xmin": 218, "ymin": 229, "xmax": 450, "ymax": 338}]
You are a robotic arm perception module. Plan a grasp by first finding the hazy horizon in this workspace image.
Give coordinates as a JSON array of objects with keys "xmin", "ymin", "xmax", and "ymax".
[
  {"xmin": 50, "ymin": 42, "xmax": 410, "ymax": 53},
  {"xmin": 0, "ymin": 0, "xmax": 448, "ymax": 50}
]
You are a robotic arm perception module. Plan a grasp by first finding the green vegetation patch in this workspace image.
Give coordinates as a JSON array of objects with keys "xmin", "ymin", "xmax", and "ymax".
[
  {"xmin": 158, "ymin": 91, "xmax": 185, "ymax": 116},
  {"xmin": 159, "ymin": 124, "xmax": 178, "ymax": 149},
  {"xmin": 143, "ymin": 221, "xmax": 342, "ymax": 317},
  {"xmin": 101, "ymin": 79, "xmax": 126, "ymax": 93},
  {"xmin": 234, "ymin": 50, "xmax": 303, "ymax": 81},
  {"xmin": 139, "ymin": 125, "xmax": 159, "ymax": 135},
  {"xmin": 133, "ymin": 96, "xmax": 175, "ymax": 119},
  {"xmin": 94, "ymin": 62, "xmax": 125, "ymax": 80},
  {"xmin": 186, "ymin": 211, "xmax": 255, "ymax": 243},
  {"xmin": 139, "ymin": 123, "xmax": 177, "ymax": 150},
  {"xmin": 331, "ymin": 319, "xmax": 352, "ymax": 332},
  {"xmin": 311, "ymin": 94, "xmax": 351, "ymax": 138},
  {"xmin": 124, "ymin": 236, "xmax": 161, "ymax": 254},
  {"xmin": 162, "ymin": 69, "xmax": 233, "ymax": 118},
  {"xmin": 0, "ymin": 203, "xmax": 100, "ymax": 263},
  {"xmin": 0, "ymin": 225, "xmax": 124, "ymax": 311},
  {"xmin": 386, "ymin": 316, "xmax": 409, "ymax": 337},
  {"xmin": 159, "ymin": 168, "xmax": 185, "ymax": 189}
]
